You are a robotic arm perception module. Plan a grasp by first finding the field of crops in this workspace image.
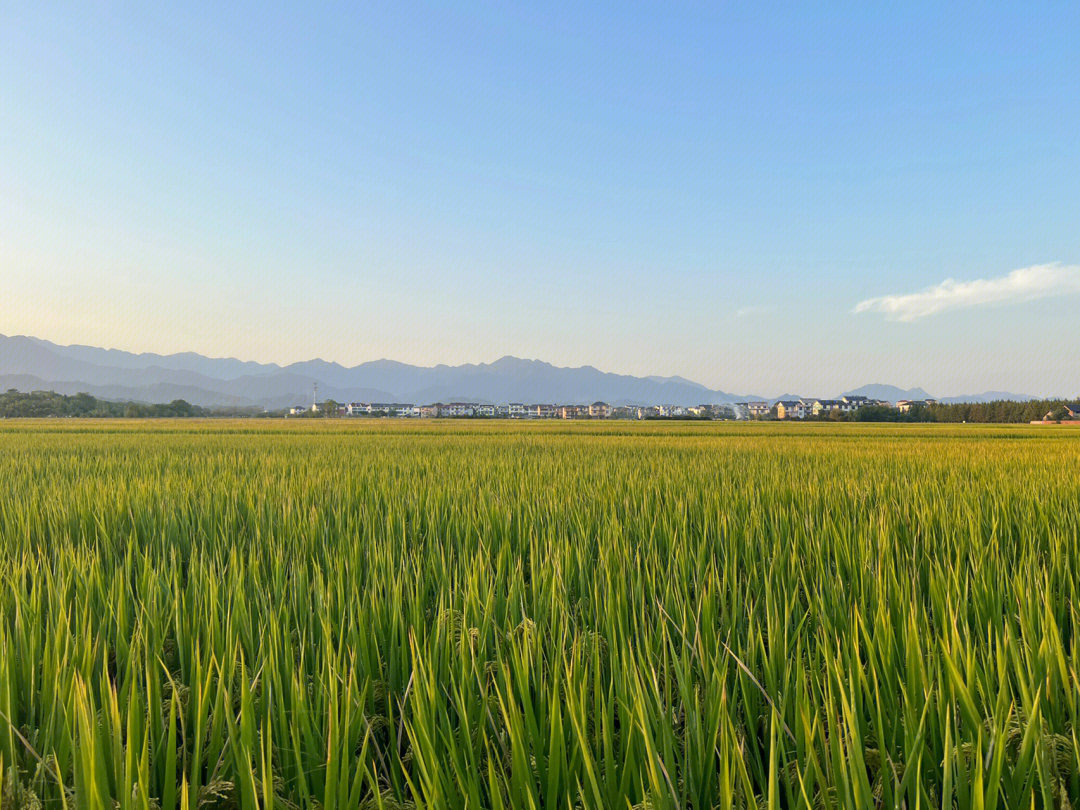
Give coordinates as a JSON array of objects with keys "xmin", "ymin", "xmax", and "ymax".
[{"xmin": 0, "ymin": 419, "xmax": 1078, "ymax": 809}]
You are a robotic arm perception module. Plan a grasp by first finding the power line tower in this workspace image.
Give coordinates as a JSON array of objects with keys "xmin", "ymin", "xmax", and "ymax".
[{"xmin": 311, "ymin": 382, "xmax": 319, "ymax": 412}]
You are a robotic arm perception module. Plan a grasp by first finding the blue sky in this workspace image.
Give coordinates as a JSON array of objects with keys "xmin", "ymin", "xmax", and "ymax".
[{"xmin": 3, "ymin": 2, "xmax": 1079, "ymax": 396}]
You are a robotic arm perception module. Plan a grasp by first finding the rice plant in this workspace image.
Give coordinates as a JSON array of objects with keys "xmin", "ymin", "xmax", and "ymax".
[{"xmin": 0, "ymin": 419, "xmax": 1078, "ymax": 808}]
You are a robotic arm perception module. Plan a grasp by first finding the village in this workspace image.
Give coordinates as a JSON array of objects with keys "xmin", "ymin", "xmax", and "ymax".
[{"xmin": 288, "ymin": 394, "xmax": 949, "ymax": 420}]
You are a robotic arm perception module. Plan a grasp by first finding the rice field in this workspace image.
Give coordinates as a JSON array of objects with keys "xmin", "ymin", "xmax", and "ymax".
[{"xmin": 1, "ymin": 419, "xmax": 1078, "ymax": 809}]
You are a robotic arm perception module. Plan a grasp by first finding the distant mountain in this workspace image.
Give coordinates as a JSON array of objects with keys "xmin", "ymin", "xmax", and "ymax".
[
  {"xmin": 840, "ymin": 384, "xmax": 1039, "ymax": 405},
  {"xmin": 21, "ymin": 335, "xmax": 277, "ymax": 379},
  {"xmin": 3, "ymin": 334, "xmax": 1046, "ymax": 410},
  {"xmin": 841, "ymin": 384, "xmax": 934, "ymax": 402},
  {"xmin": 0, "ymin": 335, "xmax": 745, "ymax": 409}
]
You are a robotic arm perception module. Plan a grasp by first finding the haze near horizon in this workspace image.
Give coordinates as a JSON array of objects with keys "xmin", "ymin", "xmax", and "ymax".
[{"xmin": 3, "ymin": 3, "xmax": 1079, "ymax": 397}]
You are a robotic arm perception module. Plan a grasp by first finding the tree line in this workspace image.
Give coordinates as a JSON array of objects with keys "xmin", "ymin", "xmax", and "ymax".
[
  {"xmin": 808, "ymin": 399, "xmax": 1079, "ymax": 423},
  {"xmin": 1, "ymin": 389, "xmax": 213, "ymax": 418}
]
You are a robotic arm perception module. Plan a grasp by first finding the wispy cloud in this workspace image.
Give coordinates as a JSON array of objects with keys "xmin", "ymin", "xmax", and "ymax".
[{"xmin": 853, "ymin": 263, "xmax": 1080, "ymax": 321}]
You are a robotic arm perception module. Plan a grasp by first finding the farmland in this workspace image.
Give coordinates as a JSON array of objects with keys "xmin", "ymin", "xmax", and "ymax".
[{"xmin": 1, "ymin": 420, "xmax": 1078, "ymax": 809}]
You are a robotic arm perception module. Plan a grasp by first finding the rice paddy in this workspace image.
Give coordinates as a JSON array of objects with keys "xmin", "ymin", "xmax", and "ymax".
[{"xmin": 1, "ymin": 419, "xmax": 1078, "ymax": 809}]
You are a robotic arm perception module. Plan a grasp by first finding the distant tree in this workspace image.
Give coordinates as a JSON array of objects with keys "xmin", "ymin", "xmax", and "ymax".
[
  {"xmin": 168, "ymin": 399, "xmax": 194, "ymax": 417},
  {"xmin": 72, "ymin": 392, "xmax": 97, "ymax": 415},
  {"xmin": 854, "ymin": 405, "xmax": 899, "ymax": 422},
  {"xmin": 0, "ymin": 390, "xmax": 218, "ymax": 418}
]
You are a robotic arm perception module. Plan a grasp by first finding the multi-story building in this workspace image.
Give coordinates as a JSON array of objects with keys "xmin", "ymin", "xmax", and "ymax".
[
  {"xmin": 744, "ymin": 402, "xmax": 771, "ymax": 419},
  {"xmin": 588, "ymin": 401, "xmax": 612, "ymax": 418},
  {"xmin": 443, "ymin": 402, "xmax": 476, "ymax": 417},
  {"xmin": 840, "ymin": 395, "xmax": 871, "ymax": 410},
  {"xmin": 811, "ymin": 399, "xmax": 841, "ymax": 417},
  {"xmin": 775, "ymin": 400, "xmax": 806, "ymax": 420}
]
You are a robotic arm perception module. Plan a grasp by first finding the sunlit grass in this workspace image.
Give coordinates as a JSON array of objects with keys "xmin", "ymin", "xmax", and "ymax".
[{"xmin": 0, "ymin": 419, "xmax": 1078, "ymax": 808}]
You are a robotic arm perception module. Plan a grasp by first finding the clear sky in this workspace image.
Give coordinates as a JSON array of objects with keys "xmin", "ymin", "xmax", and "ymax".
[{"xmin": 3, "ymin": 2, "xmax": 1079, "ymax": 397}]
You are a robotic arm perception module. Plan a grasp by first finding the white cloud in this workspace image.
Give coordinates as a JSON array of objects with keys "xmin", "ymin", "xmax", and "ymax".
[{"xmin": 853, "ymin": 263, "xmax": 1080, "ymax": 321}]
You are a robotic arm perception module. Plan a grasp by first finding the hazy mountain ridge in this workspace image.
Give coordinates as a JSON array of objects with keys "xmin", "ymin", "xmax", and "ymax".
[
  {"xmin": 841, "ymin": 383, "xmax": 1039, "ymax": 404},
  {"xmin": 1, "ymin": 334, "xmax": 1042, "ymax": 410},
  {"xmin": 1, "ymin": 335, "xmax": 744, "ymax": 408},
  {"xmin": 22, "ymin": 335, "xmax": 280, "ymax": 378},
  {"xmin": 841, "ymin": 384, "xmax": 934, "ymax": 401}
]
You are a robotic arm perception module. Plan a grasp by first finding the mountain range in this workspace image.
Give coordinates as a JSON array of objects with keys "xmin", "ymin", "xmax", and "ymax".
[
  {"xmin": 840, "ymin": 384, "xmax": 1038, "ymax": 405},
  {"xmin": 0, "ymin": 334, "xmax": 1039, "ymax": 410}
]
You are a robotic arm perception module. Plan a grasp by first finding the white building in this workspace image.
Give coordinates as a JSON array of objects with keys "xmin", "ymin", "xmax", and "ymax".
[
  {"xmin": 442, "ymin": 402, "xmax": 476, "ymax": 417},
  {"xmin": 744, "ymin": 402, "xmax": 771, "ymax": 418}
]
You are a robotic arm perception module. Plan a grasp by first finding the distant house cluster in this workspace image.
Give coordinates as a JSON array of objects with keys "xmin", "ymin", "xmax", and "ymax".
[
  {"xmin": 289, "ymin": 400, "xmax": 736, "ymax": 420},
  {"xmin": 285, "ymin": 394, "xmax": 957, "ymax": 420},
  {"xmin": 732, "ymin": 395, "xmax": 936, "ymax": 419},
  {"xmin": 285, "ymin": 393, "xmax": 961, "ymax": 421},
  {"xmin": 281, "ymin": 395, "xmax": 1080, "ymax": 423}
]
